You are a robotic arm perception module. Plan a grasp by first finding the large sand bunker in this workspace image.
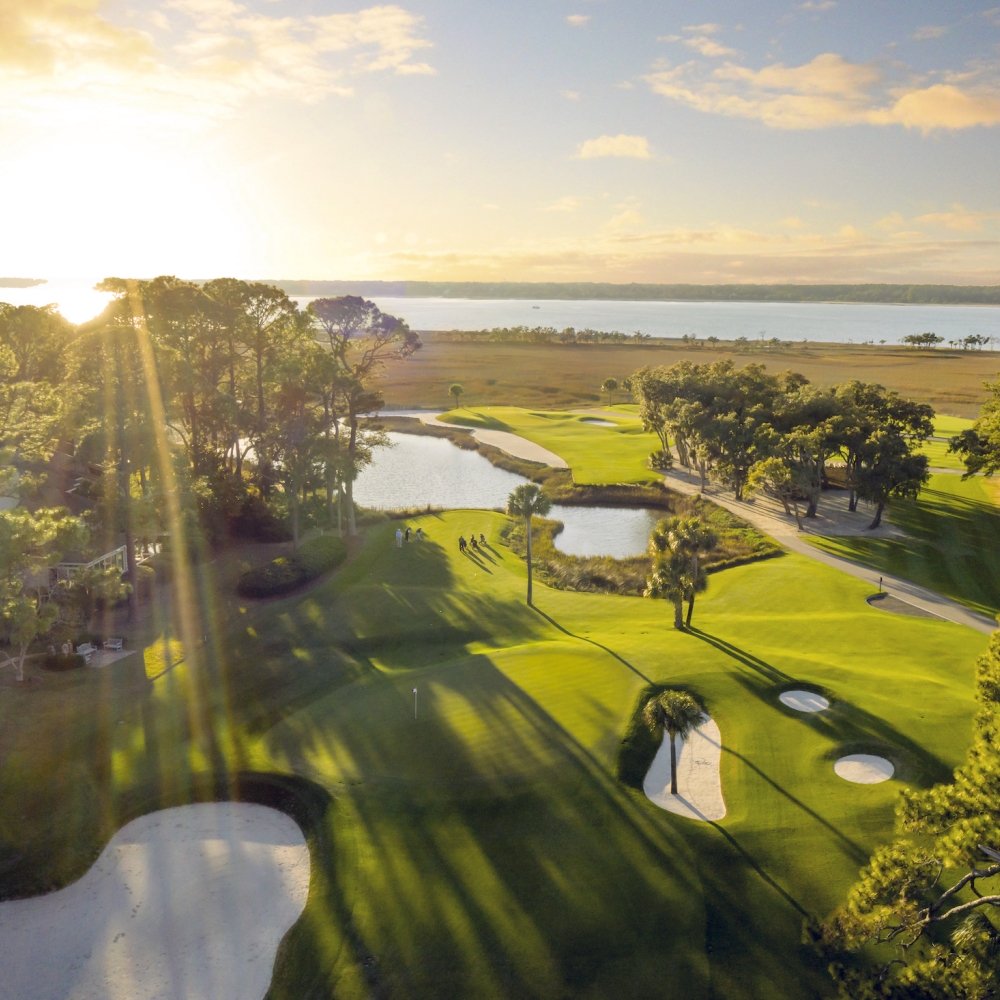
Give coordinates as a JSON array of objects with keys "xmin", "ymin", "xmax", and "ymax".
[
  {"xmin": 0, "ymin": 802, "xmax": 310, "ymax": 1000},
  {"xmin": 834, "ymin": 754, "xmax": 895, "ymax": 784},
  {"xmin": 643, "ymin": 717, "xmax": 726, "ymax": 821},
  {"xmin": 779, "ymin": 690, "xmax": 830, "ymax": 713}
]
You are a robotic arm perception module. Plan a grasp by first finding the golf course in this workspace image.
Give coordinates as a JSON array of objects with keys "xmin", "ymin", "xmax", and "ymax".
[{"xmin": 1, "ymin": 490, "xmax": 989, "ymax": 998}]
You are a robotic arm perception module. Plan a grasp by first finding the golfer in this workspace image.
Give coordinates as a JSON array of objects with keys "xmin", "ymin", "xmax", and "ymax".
[{"xmin": 396, "ymin": 528, "xmax": 403, "ymax": 548}]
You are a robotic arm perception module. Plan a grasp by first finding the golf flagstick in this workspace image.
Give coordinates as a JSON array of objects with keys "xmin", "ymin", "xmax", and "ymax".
[{"xmin": 413, "ymin": 687, "xmax": 418, "ymax": 720}]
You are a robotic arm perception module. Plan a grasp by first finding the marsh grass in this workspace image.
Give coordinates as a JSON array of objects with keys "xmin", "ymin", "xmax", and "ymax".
[{"xmin": 500, "ymin": 501, "xmax": 781, "ymax": 597}]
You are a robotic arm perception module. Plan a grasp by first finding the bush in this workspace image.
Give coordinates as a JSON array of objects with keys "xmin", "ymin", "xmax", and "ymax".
[
  {"xmin": 232, "ymin": 493, "xmax": 292, "ymax": 543},
  {"xmin": 40, "ymin": 653, "xmax": 85, "ymax": 672},
  {"xmin": 237, "ymin": 535, "xmax": 348, "ymax": 598}
]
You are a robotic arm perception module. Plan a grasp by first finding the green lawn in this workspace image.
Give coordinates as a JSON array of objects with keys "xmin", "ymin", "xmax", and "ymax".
[
  {"xmin": 807, "ymin": 474, "xmax": 1000, "ymax": 618},
  {"xmin": 438, "ymin": 405, "xmax": 661, "ymax": 484},
  {"xmin": 0, "ymin": 513, "xmax": 988, "ymax": 999}
]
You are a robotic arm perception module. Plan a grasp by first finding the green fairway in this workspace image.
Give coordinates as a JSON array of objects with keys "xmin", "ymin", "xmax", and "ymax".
[
  {"xmin": 0, "ymin": 511, "xmax": 988, "ymax": 999},
  {"xmin": 807, "ymin": 474, "xmax": 1000, "ymax": 617},
  {"xmin": 438, "ymin": 406, "xmax": 661, "ymax": 484}
]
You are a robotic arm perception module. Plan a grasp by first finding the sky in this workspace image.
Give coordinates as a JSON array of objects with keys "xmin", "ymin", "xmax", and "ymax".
[{"xmin": 2, "ymin": 0, "xmax": 1000, "ymax": 284}]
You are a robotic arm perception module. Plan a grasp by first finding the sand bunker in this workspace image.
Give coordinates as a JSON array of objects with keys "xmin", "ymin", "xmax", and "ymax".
[
  {"xmin": 0, "ymin": 802, "xmax": 310, "ymax": 1000},
  {"xmin": 834, "ymin": 754, "xmax": 895, "ymax": 784},
  {"xmin": 779, "ymin": 690, "xmax": 830, "ymax": 713},
  {"xmin": 580, "ymin": 418, "xmax": 617, "ymax": 427},
  {"xmin": 643, "ymin": 717, "xmax": 726, "ymax": 821}
]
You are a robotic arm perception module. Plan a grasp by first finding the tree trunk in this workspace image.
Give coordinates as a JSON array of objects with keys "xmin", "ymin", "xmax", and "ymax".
[
  {"xmin": 119, "ymin": 429, "xmax": 140, "ymax": 621},
  {"xmin": 686, "ymin": 594, "xmax": 695, "ymax": 627},
  {"xmin": 849, "ymin": 488, "xmax": 857, "ymax": 513},
  {"xmin": 16, "ymin": 643, "xmax": 27, "ymax": 682},
  {"xmin": 673, "ymin": 597, "xmax": 684, "ymax": 629},
  {"xmin": 346, "ymin": 477, "xmax": 356, "ymax": 536},
  {"xmin": 669, "ymin": 729, "xmax": 678, "ymax": 795},
  {"xmin": 337, "ymin": 482, "xmax": 343, "ymax": 537},
  {"xmin": 525, "ymin": 516, "xmax": 533, "ymax": 606},
  {"xmin": 869, "ymin": 501, "xmax": 885, "ymax": 530},
  {"xmin": 791, "ymin": 500, "xmax": 803, "ymax": 531},
  {"xmin": 292, "ymin": 495, "xmax": 299, "ymax": 550}
]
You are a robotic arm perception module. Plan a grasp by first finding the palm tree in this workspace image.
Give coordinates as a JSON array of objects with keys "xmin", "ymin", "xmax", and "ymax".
[
  {"xmin": 601, "ymin": 377, "xmax": 618, "ymax": 407},
  {"xmin": 644, "ymin": 548, "xmax": 689, "ymax": 629},
  {"xmin": 506, "ymin": 483, "xmax": 552, "ymax": 606},
  {"xmin": 642, "ymin": 689, "xmax": 705, "ymax": 795},
  {"xmin": 668, "ymin": 517, "xmax": 718, "ymax": 626},
  {"xmin": 449, "ymin": 383, "xmax": 464, "ymax": 408}
]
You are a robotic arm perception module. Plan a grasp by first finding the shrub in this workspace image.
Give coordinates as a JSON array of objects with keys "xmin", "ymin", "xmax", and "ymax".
[
  {"xmin": 40, "ymin": 653, "xmax": 85, "ymax": 672},
  {"xmin": 237, "ymin": 535, "xmax": 348, "ymax": 598}
]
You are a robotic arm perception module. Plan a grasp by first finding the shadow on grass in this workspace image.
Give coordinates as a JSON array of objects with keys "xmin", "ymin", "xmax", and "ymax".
[{"xmin": 688, "ymin": 626, "xmax": 953, "ymax": 789}]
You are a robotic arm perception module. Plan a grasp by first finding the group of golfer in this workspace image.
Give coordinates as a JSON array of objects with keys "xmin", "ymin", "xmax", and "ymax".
[{"xmin": 393, "ymin": 525, "xmax": 488, "ymax": 552}]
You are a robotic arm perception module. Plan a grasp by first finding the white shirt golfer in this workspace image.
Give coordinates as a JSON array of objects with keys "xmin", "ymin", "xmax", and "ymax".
[{"xmin": 396, "ymin": 528, "xmax": 403, "ymax": 548}]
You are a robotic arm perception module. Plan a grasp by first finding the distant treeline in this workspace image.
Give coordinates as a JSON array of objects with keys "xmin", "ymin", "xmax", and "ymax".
[
  {"xmin": 271, "ymin": 280, "xmax": 1000, "ymax": 305},
  {"xmin": 0, "ymin": 278, "xmax": 46, "ymax": 288},
  {"xmin": 438, "ymin": 328, "xmax": 806, "ymax": 350}
]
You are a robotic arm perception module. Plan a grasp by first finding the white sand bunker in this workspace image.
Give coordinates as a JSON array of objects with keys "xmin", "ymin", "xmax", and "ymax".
[
  {"xmin": 834, "ymin": 754, "xmax": 895, "ymax": 784},
  {"xmin": 643, "ymin": 717, "xmax": 726, "ymax": 821},
  {"xmin": 779, "ymin": 690, "xmax": 830, "ymax": 713},
  {"xmin": 580, "ymin": 418, "xmax": 617, "ymax": 427},
  {"xmin": 0, "ymin": 802, "xmax": 310, "ymax": 1000}
]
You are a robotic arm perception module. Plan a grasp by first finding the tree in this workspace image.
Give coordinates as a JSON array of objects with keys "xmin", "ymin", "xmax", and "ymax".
[
  {"xmin": 746, "ymin": 455, "xmax": 807, "ymax": 529},
  {"xmin": 817, "ymin": 630, "xmax": 1000, "ymax": 998},
  {"xmin": 449, "ymin": 383, "xmax": 464, "ymax": 408},
  {"xmin": 902, "ymin": 332, "xmax": 944, "ymax": 348},
  {"xmin": 0, "ymin": 507, "xmax": 86, "ymax": 680},
  {"xmin": 645, "ymin": 544, "xmax": 689, "ymax": 630},
  {"xmin": 506, "ymin": 483, "xmax": 552, "ymax": 606},
  {"xmin": 667, "ymin": 517, "xmax": 718, "ymax": 626},
  {"xmin": 601, "ymin": 377, "xmax": 618, "ymax": 406},
  {"xmin": 856, "ymin": 428, "xmax": 929, "ymax": 529},
  {"xmin": 642, "ymin": 689, "xmax": 705, "ymax": 795},
  {"xmin": 309, "ymin": 296, "xmax": 421, "ymax": 535},
  {"xmin": 951, "ymin": 375, "xmax": 1000, "ymax": 478}
]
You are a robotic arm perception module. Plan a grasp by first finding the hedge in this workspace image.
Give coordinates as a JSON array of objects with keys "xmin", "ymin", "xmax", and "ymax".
[
  {"xmin": 237, "ymin": 535, "xmax": 348, "ymax": 598},
  {"xmin": 40, "ymin": 653, "xmax": 86, "ymax": 672}
]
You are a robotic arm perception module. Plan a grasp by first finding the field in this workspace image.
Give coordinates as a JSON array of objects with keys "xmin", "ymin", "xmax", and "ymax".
[
  {"xmin": 0, "ymin": 512, "xmax": 989, "ymax": 999},
  {"xmin": 437, "ymin": 406, "xmax": 661, "ymax": 484},
  {"xmin": 381, "ymin": 335, "xmax": 1000, "ymax": 417}
]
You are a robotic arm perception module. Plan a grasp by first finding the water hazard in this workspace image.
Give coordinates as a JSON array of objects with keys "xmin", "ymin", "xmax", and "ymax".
[{"xmin": 353, "ymin": 432, "xmax": 662, "ymax": 558}]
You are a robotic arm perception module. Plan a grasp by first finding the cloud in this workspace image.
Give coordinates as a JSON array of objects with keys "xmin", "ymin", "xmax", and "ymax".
[
  {"xmin": 561, "ymin": 89, "xmax": 580, "ymax": 100},
  {"xmin": 566, "ymin": 14, "xmax": 590, "ymax": 27},
  {"xmin": 576, "ymin": 134, "xmax": 652, "ymax": 158},
  {"xmin": 683, "ymin": 24, "xmax": 722, "ymax": 34},
  {"xmin": 798, "ymin": 1, "xmax": 836, "ymax": 10},
  {"xmin": 542, "ymin": 196, "xmax": 581, "ymax": 212},
  {"xmin": 916, "ymin": 204, "xmax": 1000, "ymax": 231},
  {"xmin": 0, "ymin": 1, "xmax": 435, "ymax": 127},
  {"xmin": 645, "ymin": 52, "xmax": 1000, "ymax": 131},
  {"xmin": 912, "ymin": 25, "xmax": 948, "ymax": 41},
  {"xmin": 783, "ymin": 217, "xmax": 804, "ymax": 228},
  {"xmin": 684, "ymin": 36, "xmax": 736, "ymax": 58}
]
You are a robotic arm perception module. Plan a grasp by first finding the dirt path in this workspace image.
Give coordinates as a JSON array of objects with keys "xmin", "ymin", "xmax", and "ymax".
[
  {"xmin": 414, "ymin": 413, "xmax": 569, "ymax": 468},
  {"xmin": 663, "ymin": 463, "xmax": 996, "ymax": 635}
]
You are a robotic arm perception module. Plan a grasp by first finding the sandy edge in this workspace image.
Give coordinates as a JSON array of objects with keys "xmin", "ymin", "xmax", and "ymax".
[{"xmin": 643, "ymin": 717, "xmax": 726, "ymax": 821}]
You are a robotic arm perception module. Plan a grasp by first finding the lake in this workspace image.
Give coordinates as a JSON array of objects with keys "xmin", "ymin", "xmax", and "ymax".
[
  {"xmin": 4, "ymin": 278, "xmax": 999, "ymax": 345},
  {"xmin": 353, "ymin": 432, "xmax": 661, "ymax": 559}
]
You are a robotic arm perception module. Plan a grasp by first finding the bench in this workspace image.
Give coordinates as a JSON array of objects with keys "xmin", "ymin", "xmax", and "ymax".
[
  {"xmin": 76, "ymin": 643, "xmax": 97, "ymax": 661},
  {"xmin": 103, "ymin": 638, "xmax": 123, "ymax": 652}
]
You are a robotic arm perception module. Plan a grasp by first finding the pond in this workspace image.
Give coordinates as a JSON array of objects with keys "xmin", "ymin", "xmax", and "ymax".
[{"xmin": 353, "ymin": 432, "xmax": 662, "ymax": 559}]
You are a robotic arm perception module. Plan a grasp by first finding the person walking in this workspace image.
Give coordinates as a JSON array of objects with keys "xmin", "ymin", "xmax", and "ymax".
[
  {"xmin": 416, "ymin": 527, "xmax": 424, "ymax": 541},
  {"xmin": 459, "ymin": 535, "xmax": 467, "ymax": 552},
  {"xmin": 405, "ymin": 527, "xmax": 411, "ymax": 542},
  {"xmin": 479, "ymin": 533, "xmax": 486, "ymax": 545},
  {"xmin": 396, "ymin": 527, "xmax": 403, "ymax": 548}
]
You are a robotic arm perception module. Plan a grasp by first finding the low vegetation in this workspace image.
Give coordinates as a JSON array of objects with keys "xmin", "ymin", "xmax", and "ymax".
[
  {"xmin": 236, "ymin": 535, "xmax": 348, "ymax": 598},
  {"xmin": 500, "ymin": 498, "xmax": 780, "ymax": 598}
]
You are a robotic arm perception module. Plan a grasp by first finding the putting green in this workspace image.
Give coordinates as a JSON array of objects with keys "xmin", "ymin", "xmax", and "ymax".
[
  {"xmin": 1, "ymin": 511, "xmax": 989, "ymax": 999},
  {"xmin": 438, "ymin": 406, "xmax": 661, "ymax": 484}
]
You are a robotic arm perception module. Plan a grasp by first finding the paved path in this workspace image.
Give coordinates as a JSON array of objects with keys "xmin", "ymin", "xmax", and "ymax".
[
  {"xmin": 413, "ymin": 413, "xmax": 569, "ymax": 468},
  {"xmin": 663, "ymin": 464, "xmax": 997, "ymax": 635}
]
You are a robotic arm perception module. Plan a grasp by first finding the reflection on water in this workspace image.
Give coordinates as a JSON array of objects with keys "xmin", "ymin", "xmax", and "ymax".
[
  {"xmin": 549, "ymin": 505, "xmax": 661, "ymax": 559},
  {"xmin": 354, "ymin": 432, "xmax": 661, "ymax": 558}
]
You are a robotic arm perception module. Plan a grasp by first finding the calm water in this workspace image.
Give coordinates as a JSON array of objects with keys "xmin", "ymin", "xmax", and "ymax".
[
  {"xmin": 306, "ymin": 296, "xmax": 1000, "ymax": 347},
  {"xmin": 353, "ymin": 432, "xmax": 660, "ymax": 558},
  {"xmin": 4, "ymin": 278, "xmax": 999, "ymax": 345}
]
